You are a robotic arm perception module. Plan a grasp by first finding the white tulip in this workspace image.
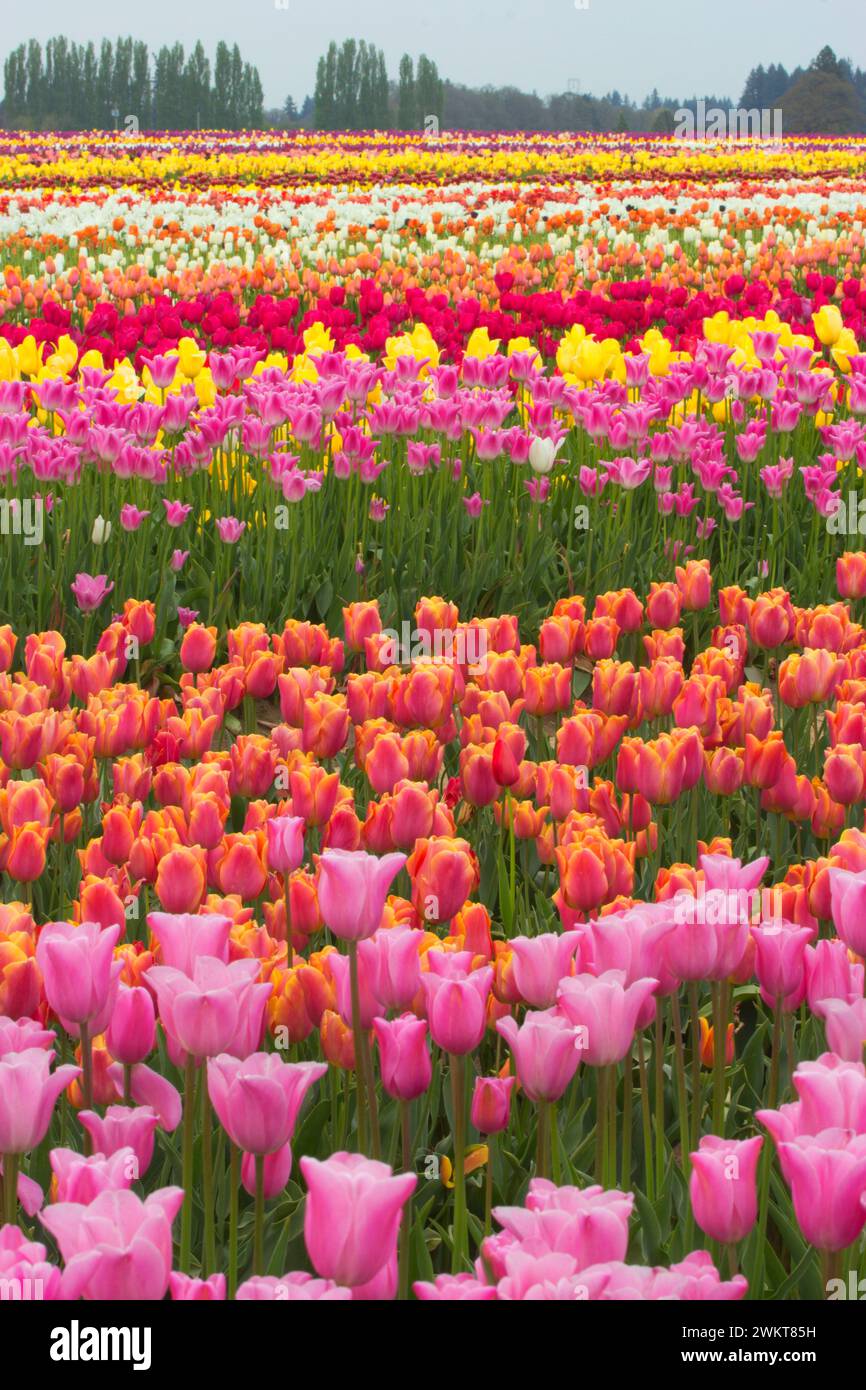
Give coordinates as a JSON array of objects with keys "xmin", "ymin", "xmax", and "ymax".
[
  {"xmin": 528, "ymin": 437, "xmax": 563, "ymax": 475},
  {"xmin": 91, "ymin": 515, "xmax": 111, "ymax": 545}
]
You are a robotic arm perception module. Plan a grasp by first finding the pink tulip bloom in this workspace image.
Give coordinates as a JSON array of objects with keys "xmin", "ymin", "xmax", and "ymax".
[
  {"xmin": 207, "ymin": 1052, "xmax": 326, "ymax": 1154},
  {"xmin": 0, "ymin": 1017, "xmax": 55, "ymax": 1054},
  {"xmin": 496, "ymin": 1008, "xmax": 581, "ymax": 1102},
  {"xmin": 689, "ymin": 1135, "xmax": 763, "ymax": 1243},
  {"xmin": 236, "ymin": 1272, "xmax": 351, "ymax": 1301},
  {"xmin": 106, "ymin": 1062, "xmax": 182, "ymax": 1132},
  {"xmin": 367, "ymin": 925, "xmax": 422, "ymax": 1012},
  {"xmin": 70, "ymin": 573, "xmax": 114, "ymax": 613},
  {"xmin": 316, "ymin": 848, "xmax": 406, "ymax": 941},
  {"xmin": 106, "ymin": 984, "xmax": 155, "ymax": 1065},
  {"xmin": 49, "ymin": 1146, "xmax": 137, "ymax": 1204},
  {"xmin": 169, "ymin": 1273, "xmax": 227, "ymax": 1300},
  {"xmin": 328, "ymin": 946, "xmax": 384, "ymax": 1030},
  {"xmin": 818, "ymin": 997, "xmax": 866, "ymax": 1062},
  {"xmin": 805, "ymin": 938, "xmax": 864, "ymax": 1014},
  {"xmin": 0, "ymin": 1225, "xmax": 66, "ymax": 1300},
  {"xmin": 266, "ymin": 815, "xmax": 305, "ymax": 875},
  {"xmin": 495, "ymin": 1180, "xmax": 633, "ymax": 1269},
  {"xmin": 829, "ymin": 867, "xmax": 866, "ymax": 956},
  {"xmin": 41, "ymin": 1187, "xmax": 184, "ymax": 1300},
  {"xmin": 471, "ymin": 1076, "xmax": 516, "ymax": 1135},
  {"xmin": 0, "ymin": 1048, "xmax": 80, "ymax": 1154},
  {"xmin": 752, "ymin": 923, "xmax": 814, "ymax": 1009},
  {"xmin": 301, "ymin": 1151, "xmax": 416, "ymax": 1288},
  {"xmin": 119, "ymin": 504, "xmax": 151, "ymax": 531},
  {"xmin": 35, "ymin": 920, "xmax": 122, "ymax": 1030},
  {"xmin": 585, "ymin": 903, "xmax": 677, "ymax": 1007},
  {"xmin": 575, "ymin": 1250, "xmax": 747, "ymax": 1300},
  {"xmin": 496, "ymin": 1249, "xmax": 591, "ymax": 1300},
  {"xmin": 778, "ymin": 1130, "xmax": 866, "ymax": 1252},
  {"xmin": 373, "ymin": 1015, "xmax": 432, "ymax": 1101},
  {"xmin": 414, "ymin": 1272, "xmax": 497, "ymax": 1300},
  {"xmin": 556, "ymin": 970, "xmax": 658, "ymax": 1066},
  {"xmin": 699, "ymin": 853, "xmax": 769, "ymax": 894},
  {"xmin": 420, "ymin": 951, "xmax": 493, "ymax": 1055},
  {"xmin": 147, "ymin": 912, "xmax": 232, "ymax": 972},
  {"xmin": 78, "ymin": 1106, "xmax": 161, "ymax": 1178},
  {"xmin": 147, "ymin": 956, "xmax": 261, "ymax": 1059},
  {"xmin": 162, "ymin": 499, "xmax": 193, "ymax": 526},
  {"xmin": 240, "ymin": 1142, "xmax": 293, "ymax": 1198},
  {"xmin": 216, "ymin": 516, "xmax": 246, "ymax": 543},
  {"xmin": 509, "ymin": 932, "xmax": 581, "ymax": 1009}
]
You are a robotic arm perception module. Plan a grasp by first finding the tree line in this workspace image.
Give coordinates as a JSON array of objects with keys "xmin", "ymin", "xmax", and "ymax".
[
  {"xmin": 2, "ymin": 37, "xmax": 264, "ymax": 129},
  {"xmin": 312, "ymin": 42, "xmax": 443, "ymax": 131}
]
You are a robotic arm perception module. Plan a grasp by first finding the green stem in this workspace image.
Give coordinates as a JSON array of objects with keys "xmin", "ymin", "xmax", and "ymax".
[
  {"xmin": 228, "ymin": 1143, "xmax": 240, "ymax": 1298},
  {"xmin": 254, "ymin": 1153, "xmax": 265, "ymax": 1276},
  {"xmin": 201, "ymin": 1074, "xmax": 215, "ymax": 1278},
  {"xmin": 179, "ymin": 1053, "xmax": 196, "ymax": 1275},
  {"xmin": 450, "ymin": 1053, "xmax": 467, "ymax": 1273},
  {"xmin": 348, "ymin": 940, "xmax": 368, "ymax": 1155}
]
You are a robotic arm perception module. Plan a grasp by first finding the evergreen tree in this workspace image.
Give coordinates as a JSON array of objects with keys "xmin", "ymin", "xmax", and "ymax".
[{"xmin": 397, "ymin": 53, "xmax": 416, "ymax": 129}]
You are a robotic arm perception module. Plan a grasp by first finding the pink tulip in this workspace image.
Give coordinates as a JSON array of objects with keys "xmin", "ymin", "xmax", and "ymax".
[
  {"xmin": 496, "ymin": 1009, "xmax": 581, "ymax": 1102},
  {"xmin": 574, "ymin": 1250, "xmax": 748, "ymax": 1300},
  {"xmin": 41, "ymin": 1186, "xmax": 184, "ymax": 1300},
  {"xmin": 207, "ymin": 1053, "xmax": 326, "ymax": 1154},
  {"xmin": 471, "ymin": 1076, "xmax": 515, "ymax": 1135},
  {"xmin": 777, "ymin": 1130, "xmax": 866, "ymax": 1252},
  {"xmin": 586, "ymin": 904, "xmax": 677, "ymax": 1001},
  {"xmin": 266, "ymin": 815, "xmax": 305, "ymax": 875},
  {"xmin": 49, "ymin": 1146, "xmax": 137, "ymax": 1204},
  {"xmin": 147, "ymin": 957, "xmax": 261, "ymax": 1059},
  {"xmin": 556, "ymin": 970, "xmax": 658, "ymax": 1066},
  {"xmin": 78, "ymin": 1106, "xmax": 161, "ymax": 1178},
  {"xmin": 367, "ymin": 925, "xmax": 422, "ymax": 1012},
  {"xmin": 106, "ymin": 1062, "xmax": 182, "ymax": 1131},
  {"xmin": 495, "ymin": 1249, "xmax": 592, "ymax": 1300},
  {"xmin": 420, "ymin": 951, "xmax": 493, "ymax": 1055},
  {"xmin": 0, "ymin": 1048, "xmax": 80, "ymax": 1153},
  {"xmin": 316, "ymin": 848, "xmax": 406, "ymax": 941},
  {"xmin": 699, "ymin": 852, "xmax": 769, "ymax": 894},
  {"xmin": 169, "ymin": 1273, "xmax": 227, "ymax": 1300},
  {"xmin": 495, "ymin": 1180, "xmax": 633, "ymax": 1268},
  {"xmin": 147, "ymin": 911, "xmax": 232, "ymax": 972},
  {"xmin": 414, "ymin": 1272, "xmax": 497, "ymax": 1300},
  {"xmin": 301, "ymin": 1151, "xmax": 416, "ymax": 1288},
  {"xmin": 372, "ymin": 1015, "xmax": 432, "ymax": 1101},
  {"xmin": 829, "ymin": 867, "xmax": 866, "ymax": 956},
  {"xmin": 70, "ymin": 573, "xmax": 113, "ymax": 613},
  {"xmin": 805, "ymin": 938, "xmax": 864, "ymax": 1014},
  {"xmin": 35, "ymin": 920, "xmax": 122, "ymax": 1031},
  {"xmin": 240, "ymin": 1142, "xmax": 293, "ymax": 1198},
  {"xmin": 509, "ymin": 932, "xmax": 581, "ymax": 1009},
  {"xmin": 328, "ymin": 945, "xmax": 383, "ymax": 1029},
  {"xmin": 689, "ymin": 1135, "xmax": 763, "ymax": 1243},
  {"xmin": 0, "ymin": 1225, "xmax": 66, "ymax": 1300},
  {"xmin": 0, "ymin": 1017, "xmax": 55, "ymax": 1054},
  {"xmin": 236, "ymin": 1272, "xmax": 351, "ymax": 1300},
  {"xmin": 818, "ymin": 997, "xmax": 866, "ymax": 1062},
  {"xmin": 106, "ymin": 984, "xmax": 155, "ymax": 1064},
  {"xmin": 752, "ymin": 923, "xmax": 813, "ymax": 1009}
]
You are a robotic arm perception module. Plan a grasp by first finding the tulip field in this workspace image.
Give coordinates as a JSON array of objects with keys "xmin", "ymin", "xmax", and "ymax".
[{"xmin": 2, "ymin": 128, "xmax": 866, "ymax": 1313}]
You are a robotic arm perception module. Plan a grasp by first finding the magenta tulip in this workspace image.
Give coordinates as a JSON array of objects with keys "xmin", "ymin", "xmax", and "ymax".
[
  {"xmin": 777, "ymin": 1130, "xmax": 866, "ymax": 1252},
  {"xmin": 266, "ymin": 815, "xmax": 305, "ymax": 875},
  {"xmin": 147, "ymin": 957, "xmax": 261, "ymax": 1059},
  {"xmin": 0, "ymin": 1048, "xmax": 79, "ymax": 1155},
  {"xmin": 35, "ymin": 920, "xmax": 122, "ymax": 1031},
  {"xmin": 316, "ymin": 848, "xmax": 406, "ymax": 941},
  {"xmin": 207, "ymin": 1053, "xmax": 326, "ymax": 1154},
  {"xmin": 509, "ymin": 932, "xmax": 581, "ymax": 1009},
  {"xmin": 301, "ymin": 1151, "xmax": 416, "ymax": 1288},
  {"xmin": 420, "ymin": 951, "xmax": 493, "ymax": 1055},
  {"xmin": 472, "ymin": 1076, "xmax": 516, "ymax": 1135},
  {"xmin": 372, "ymin": 1015, "xmax": 432, "ymax": 1101},
  {"xmin": 106, "ymin": 984, "xmax": 156, "ymax": 1065},
  {"xmin": 829, "ymin": 866, "xmax": 866, "ymax": 957},
  {"xmin": 41, "ymin": 1187, "xmax": 183, "ymax": 1300},
  {"xmin": 556, "ymin": 970, "xmax": 658, "ymax": 1066},
  {"xmin": 147, "ymin": 912, "xmax": 232, "ymax": 972},
  {"xmin": 689, "ymin": 1135, "xmax": 763, "ymax": 1243},
  {"xmin": 496, "ymin": 1009, "xmax": 581, "ymax": 1102}
]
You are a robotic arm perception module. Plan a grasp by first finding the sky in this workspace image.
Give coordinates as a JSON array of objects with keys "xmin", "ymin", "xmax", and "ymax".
[{"xmin": 4, "ymin": 0, "xmax": 865, "ymax": 109}]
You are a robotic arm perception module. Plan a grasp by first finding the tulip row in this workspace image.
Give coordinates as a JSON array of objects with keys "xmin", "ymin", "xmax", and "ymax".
[
  {"xmin": 0, "ymin": 304, "xmax": 864, "ymax": 642},
  {"xmin": 0, "ymin": 556, "xmax": 866, "ymax": 1299}
]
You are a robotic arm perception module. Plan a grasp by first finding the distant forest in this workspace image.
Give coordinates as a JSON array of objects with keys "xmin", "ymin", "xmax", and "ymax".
[{"xmin": 2, "ymin": 36, "xmax": 864, "ymax": 134}]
